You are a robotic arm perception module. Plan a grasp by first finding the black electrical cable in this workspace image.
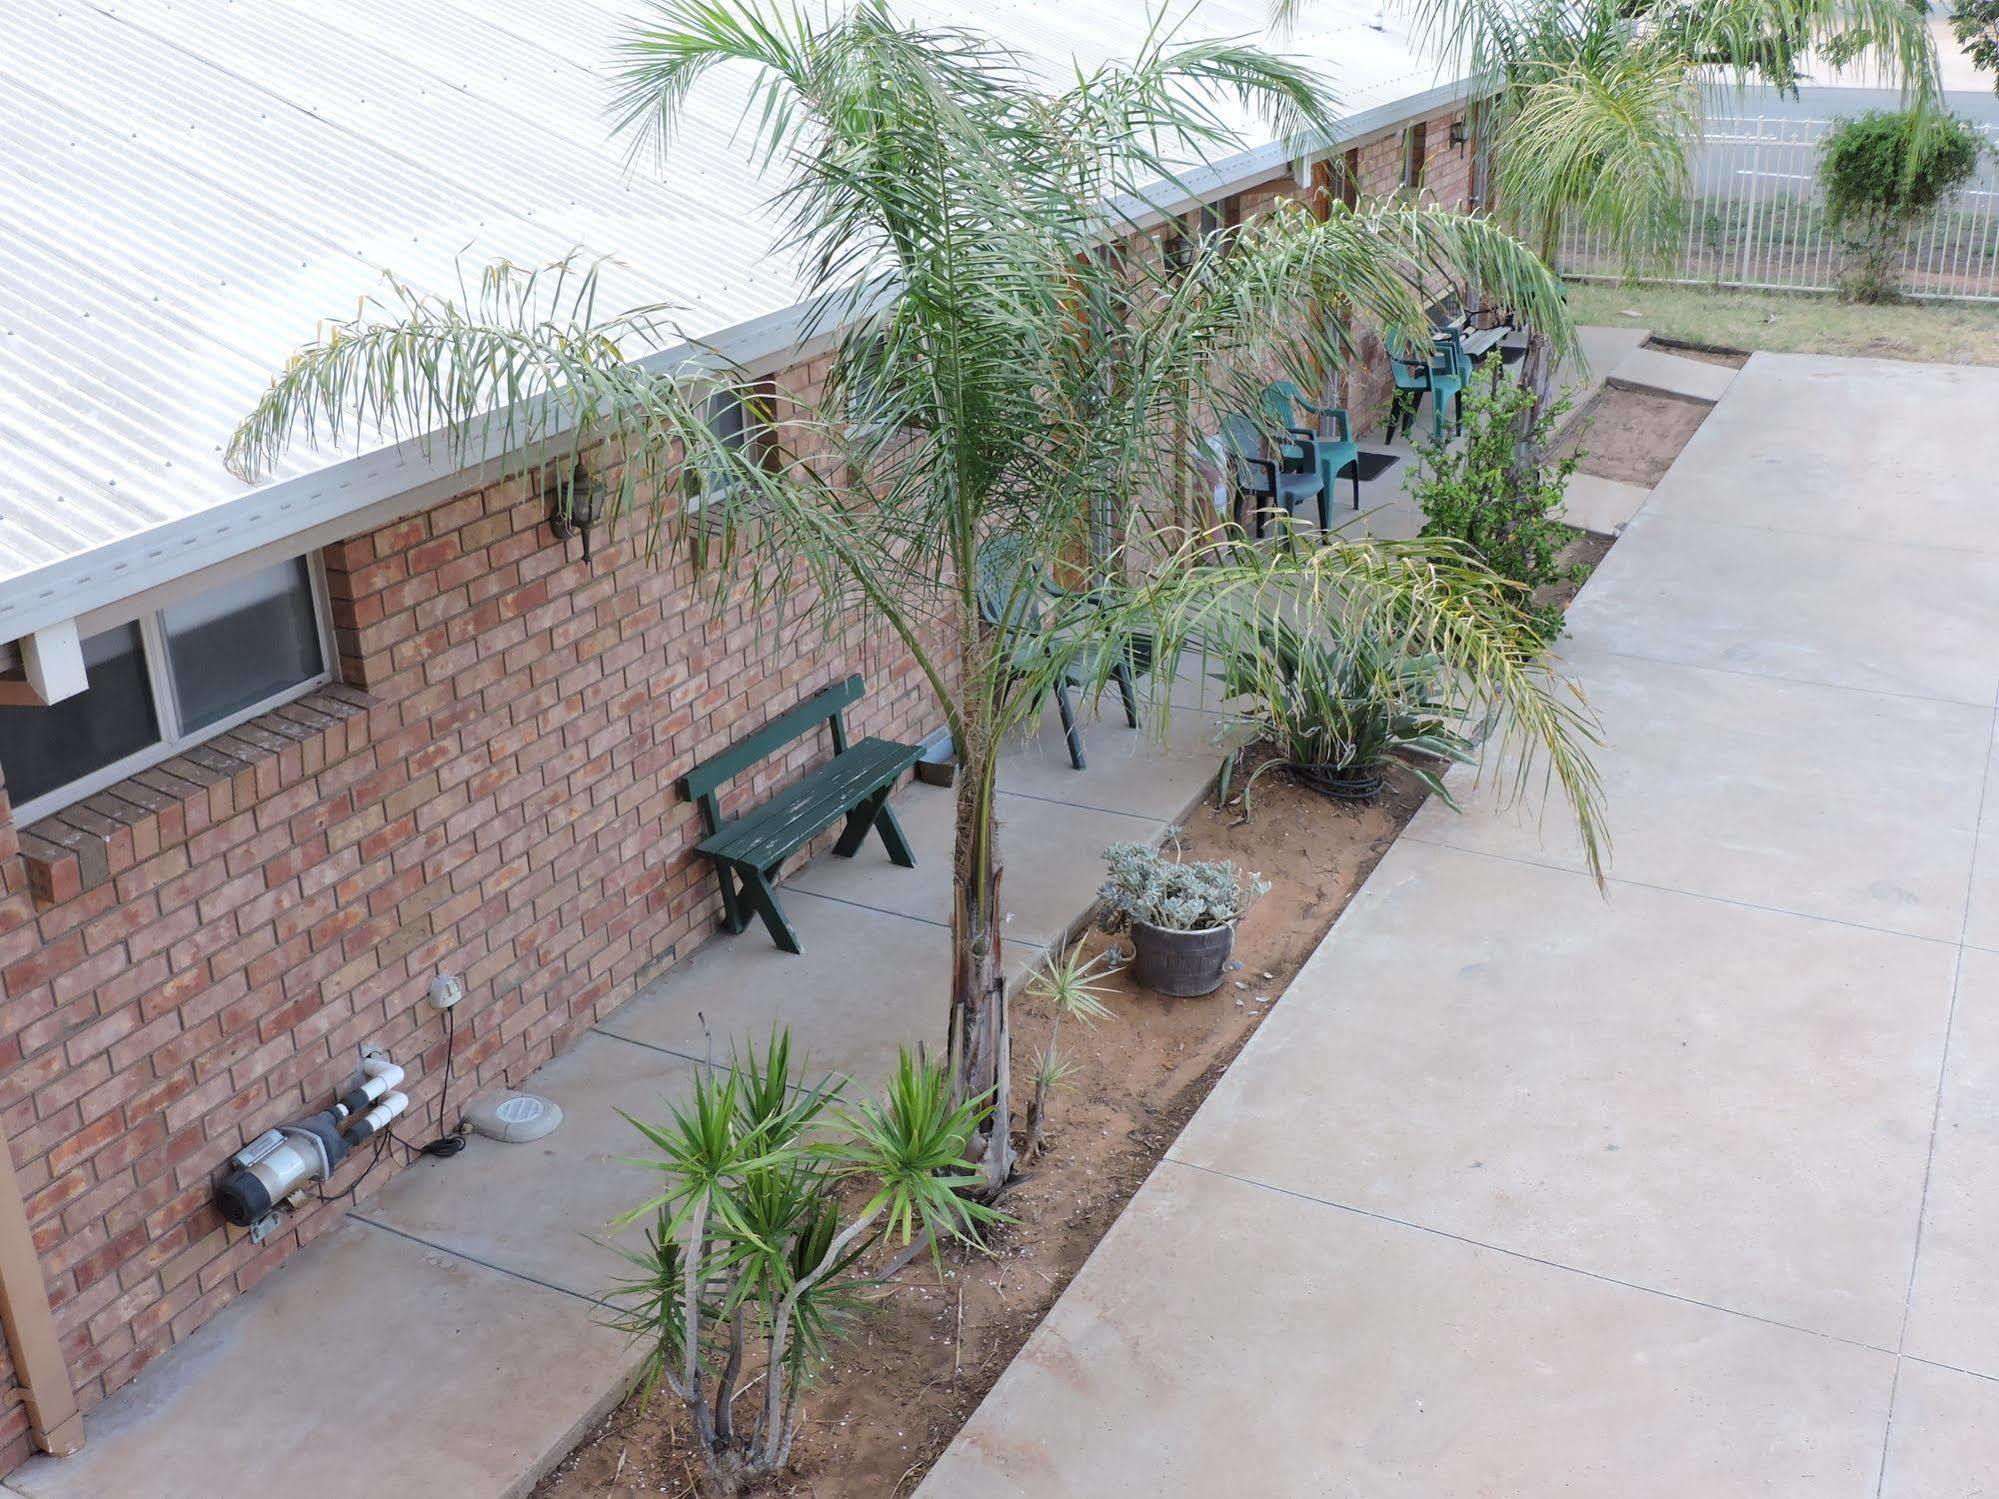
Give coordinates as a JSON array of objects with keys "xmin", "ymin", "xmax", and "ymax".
[
  {"xmin": 418, "ymin": 1003, "xmax": 465, "ymax": 1159},
  {"xmin": 316, "ymin": 1134, "xmax": 390, "ymax": 1203}
]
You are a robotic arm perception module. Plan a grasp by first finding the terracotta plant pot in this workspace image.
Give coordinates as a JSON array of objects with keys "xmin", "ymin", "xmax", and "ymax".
[{"xmin": 1129, "ymin": 919, "xmax": 1235, "ymax": 997}]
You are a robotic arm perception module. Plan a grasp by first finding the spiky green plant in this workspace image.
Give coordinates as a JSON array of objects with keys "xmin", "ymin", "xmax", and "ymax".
[
  {"xmin": 1022, "ymin": 942, "xmax": 1120, "ymax": 1159},
  {"xmin": 605, "ymin": 1033, "xmax": 999, "ymax": 1489},
  {"xmin": 227, "ymin": 0, "xmax": 1606, "ymax": 1202},
  {"xmin": 1217, "ymin": 615, "xmax": 1476, "ymax": 813}
]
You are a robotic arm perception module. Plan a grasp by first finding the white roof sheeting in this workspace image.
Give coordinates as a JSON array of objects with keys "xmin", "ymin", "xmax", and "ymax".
[{"xmin": 0, "ymin": 0, "xmax": 1459, "ymax": 634}]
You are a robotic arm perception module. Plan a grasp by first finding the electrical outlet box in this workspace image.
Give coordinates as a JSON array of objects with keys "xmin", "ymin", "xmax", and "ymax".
[{"xmin": 429, "ymin": 973, "xmax": 465, "ymax": 1011}]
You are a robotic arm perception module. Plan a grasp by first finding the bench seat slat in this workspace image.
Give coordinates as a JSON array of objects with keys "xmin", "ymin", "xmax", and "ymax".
[{"xmin": 699, "ymin": 737, "xmax": 920, "ymax": 869}]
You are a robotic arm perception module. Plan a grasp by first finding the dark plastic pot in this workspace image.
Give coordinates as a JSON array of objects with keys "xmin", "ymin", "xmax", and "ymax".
[
  {"xmin": 1293, "ymin": 762, "xmax": 1385, "ymax": 802},
  {"xmin": 1129, "ymin": 920, "xmax": 1235, "ymax": 997}
]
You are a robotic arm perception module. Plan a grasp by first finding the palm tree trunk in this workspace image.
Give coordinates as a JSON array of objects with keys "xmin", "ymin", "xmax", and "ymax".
[
  {"xmin": 1511, "ymin": 207, "xmax": 1564, "ymax": 472},
  {"xmin": 947, "ymin": 734, "xmax": 1013, "ymax": 1197}
]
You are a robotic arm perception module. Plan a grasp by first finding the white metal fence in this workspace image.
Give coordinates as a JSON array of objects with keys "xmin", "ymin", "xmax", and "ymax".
[{"xmin": 1560, "ymin": 114, "xmax": 1999, "ymax": 301}]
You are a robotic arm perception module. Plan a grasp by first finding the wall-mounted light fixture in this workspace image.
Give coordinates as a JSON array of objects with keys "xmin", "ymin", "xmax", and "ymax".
[
  {"xmin": 1449, "ymin": 118, "xmax": 1469, "ymax": 150},
  {"xmin": 546, "ymin": 466, "xmax": 607, "ymax": 561}
]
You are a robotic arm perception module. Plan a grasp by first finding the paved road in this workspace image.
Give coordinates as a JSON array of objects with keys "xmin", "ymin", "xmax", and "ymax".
[{"xmin": 920, "ymin": 352, "xmax": 1999, "ymax": 1497}]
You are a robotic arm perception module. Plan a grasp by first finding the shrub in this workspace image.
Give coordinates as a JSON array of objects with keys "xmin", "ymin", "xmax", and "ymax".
[
  {"xmin": 1409, "ymin": 379, "xmax": 1580, "ymax": 643},
  {"xmin": 1096, "ymin": 833, "xmax": 1266, "ymax": 934},
  {"xmin": 606, "ymin": 1033, "xmax": 1000, "ymax": 1492},
  {"xmin": 1819, "ymin": 110, "xmax": 1985, "ymax": 302},
  {"xmin": 1216, "ymin": 615, "xmax": 1473, "ymax": 807}
]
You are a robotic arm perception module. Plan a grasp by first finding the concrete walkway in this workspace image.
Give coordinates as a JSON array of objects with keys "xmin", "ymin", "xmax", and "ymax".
[
  {"xmin": 0, "ymin": 331, "xmax": 1737, "ymax": 1498},
  {"xmin": 6, "ymin": 659, "xmax": 1248, "ymax": 1498},
  {"xmin": 920, "ymin": 352, "xmax": 1999, "ymax": 1497}
]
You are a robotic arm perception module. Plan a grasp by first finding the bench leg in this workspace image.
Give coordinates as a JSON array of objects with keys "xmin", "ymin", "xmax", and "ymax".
[
  {"xmin": 832, "ymin": 793, "xmax": 879, "ymax": 858},
  {"xmin": 716, "ymin": 863, "xmax": 750, "ymax": 934},
  {"xmin": 873, "ymin": 798, "xmax": 916, "ymax": 868},
  {"xmin": 740, "ymin": 865, "xmax": 802, "ymax": 954}
]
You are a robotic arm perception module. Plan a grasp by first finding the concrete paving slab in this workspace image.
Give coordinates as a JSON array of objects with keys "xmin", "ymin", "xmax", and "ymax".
[
  {"xmin": 1645, "ymin": 354, "xmax": 1999, "ymax": 552},
  {"xmin": 1877, "ymin": 1358, "xmax": 1999, "ymax": 1498},
  {"xmin": 1963, "ymin": 727, "xmax": 1999, "ymax": 952},
  {"xmin": 1169, "ymin": 840, "xmax": 1956, "ymax": 1348},
  {"xmin": 1904, "ymin": 945, "xmax": 1999, "ymax": 1377},
  {"xmin": 1415, "ymin": 643, "xmax": 1990, "ymax": 940},
  {"xmin": 1608, "ymin": 344, "xmax": 1738, "ymax": 403},
  {"xmin": 1569, "ymin": 510, "xmax": 1999, "ymax": 706},
  {"xmin": 1552, "ymin": 323, "xmax": 1650, "ymax": 422},
  {"xmin": 918, "ymin": 1162, "xmax": 1896, "ymax": 1499},
  {"xmin": 9, "ymin": 1221, "xmax": 632, "ymax": 1499},
  {"xmin": 789, "ymin": 781, "xmax": 1154, "ymax": 945},
  {"xmin": 1560, "ymin": 472, "xmax": 1651, "ymax": 534},
  {"xmin": 996, "ymin": 694, "xmax": 1243, "ymax": 822},
  {"xmin": 358, "ymin": 1031, "xmax": 699, "ymax": 1298},
  {"xmin": 597, "ymin": 892, "xmax": 960, "ymax": 1084}
]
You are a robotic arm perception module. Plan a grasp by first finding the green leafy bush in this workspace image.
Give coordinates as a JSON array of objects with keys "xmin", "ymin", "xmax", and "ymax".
[
  {"xmin": 1409, "ymin": 380, "xmax": 1581, "ymax": 643},
  {"xmin": 1819, "ymin": 110, "xmax": 1985, "ymax": 302}
]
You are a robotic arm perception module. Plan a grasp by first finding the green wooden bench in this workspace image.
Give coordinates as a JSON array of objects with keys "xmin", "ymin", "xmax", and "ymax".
[{"xmin": 682, "ymin": 675, "xmax": 921, "ymax": 954}]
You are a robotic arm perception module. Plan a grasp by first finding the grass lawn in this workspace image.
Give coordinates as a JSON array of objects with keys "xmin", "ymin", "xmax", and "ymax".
[{"xmin": 1565, "ymin": 280, "xmax": 1999, "ymax": 366}]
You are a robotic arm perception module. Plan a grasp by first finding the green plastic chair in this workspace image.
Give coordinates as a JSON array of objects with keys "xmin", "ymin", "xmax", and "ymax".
[
  {"xmin": 1261, "ymin": 381, "xmax": 1361, "ymax": 512},
  {"xmin": 975, "ymin": 536, "xmax": 1138, "ymax": 770},
  {"xmin": 1218, "ymin": 411, "xmax": 1326, "ymax": 539},
  {"xmin": 1388, "ymin": 331, "xmax": 1465, "ymax": 445}
]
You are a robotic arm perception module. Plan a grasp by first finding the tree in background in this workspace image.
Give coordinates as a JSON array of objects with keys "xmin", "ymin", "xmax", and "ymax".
[
  {"xmin": 228, "ymin": 1, "xmax": 1607, "ymax": 1198},
  {"xmin": 1819, "ymin": 109, "xmax": 1987, "ymax": 300},
  {"xmin": 1272, "ymin": 0, "xmax": 1942, "ymax": 432},
  {"xmin": 1950, "ymin": 1, "xmax": 1999, "ymax": 92}
]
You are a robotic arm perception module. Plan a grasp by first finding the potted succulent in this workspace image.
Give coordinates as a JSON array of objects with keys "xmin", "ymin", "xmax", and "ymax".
[
  {"xmin": 1217, "ymin": 615, "xmax": 1474, "ymax": 806},
  {"xmin": 1096, "ymin": 833, "xmax": 1267, "ymax": 997}
]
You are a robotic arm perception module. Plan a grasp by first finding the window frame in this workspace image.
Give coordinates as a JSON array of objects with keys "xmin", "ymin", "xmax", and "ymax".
[
  {"xmin": 7, "ymin": 553, "xmax": 339, "ymax": 826},
  {"xmin": 684, "ymin": 383, "xmax": 772, "ymax": 515},
  {"xmin": 1402, "ymin": 123, "xmax": 1428, "ymax": 191}
]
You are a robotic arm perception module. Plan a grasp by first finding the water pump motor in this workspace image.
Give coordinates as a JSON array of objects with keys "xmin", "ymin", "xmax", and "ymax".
[
  {"xmin": 214, "ymin": 1112, "xmax": 351, "ymax": 1230},
  {"xmin": 214, "ymin": 1054, "xmax": 410, "ymax": 1240}
]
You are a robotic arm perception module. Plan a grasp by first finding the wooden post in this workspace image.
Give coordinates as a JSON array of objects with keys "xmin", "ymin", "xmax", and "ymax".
[{"xmin": 0, "ymin": 1132, "xmax": 82, "ymax": 1456}]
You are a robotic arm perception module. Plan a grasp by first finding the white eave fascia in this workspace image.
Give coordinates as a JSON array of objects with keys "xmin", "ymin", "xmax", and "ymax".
[{"xmin": 0, "ymin": 72, "xmax": 1479, "ymax": 646}]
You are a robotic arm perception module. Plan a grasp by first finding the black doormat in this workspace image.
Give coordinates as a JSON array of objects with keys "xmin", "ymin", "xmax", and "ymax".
[{"xmin": 1350, "ymin": 450, "xmax": 1400, "ymax": 482}]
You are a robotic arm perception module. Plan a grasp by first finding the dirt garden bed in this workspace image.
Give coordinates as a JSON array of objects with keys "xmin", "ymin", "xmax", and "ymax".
[
  {"xmin": 1642, "ymin": 335, "xmax": 1750, "ymax": 369},
  {"xmin": 1556, "ymin": 384, "xmax": 1716, "ymax": 488},
  {"xmin": 537, "ymin": 756, "xmax": 1431, "ymax": 1499},
  {"xmin": 536, "ymin": 531, "xmax": 1636, "ymax": 1499}
]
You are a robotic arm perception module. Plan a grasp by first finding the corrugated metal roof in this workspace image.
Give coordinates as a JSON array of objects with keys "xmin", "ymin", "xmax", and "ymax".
[{"xmin": 0, "ymin": 0, "xmax": 1455, "ymax": 631}]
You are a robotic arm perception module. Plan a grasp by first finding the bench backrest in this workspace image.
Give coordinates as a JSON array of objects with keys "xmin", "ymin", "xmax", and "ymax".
[{"xmin": 681, "ymin": 674, "xmax": 865, "ymax": 832}]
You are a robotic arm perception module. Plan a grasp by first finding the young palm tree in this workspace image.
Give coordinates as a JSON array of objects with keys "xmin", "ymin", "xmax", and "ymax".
[{"xmin": 227, "ymin": 0, "xmax": 1605, "ymax": 1195}]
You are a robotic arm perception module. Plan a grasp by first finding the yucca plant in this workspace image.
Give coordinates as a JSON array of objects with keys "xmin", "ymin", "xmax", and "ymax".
[
  {"xmin": 227, "ymin": 0, "xmax": 1607, "ymax": 1198},
  {"xmin": 606, "ymin": 1032, "xmax": 999, "ymax": 1491},
  {"xmin": 1021, "ymin": 942, "xmax": 1119, "ymax": 1161},
  {"xmin": 1218, "ymin": 615, "xmax": 1474, "ymax": 809}
]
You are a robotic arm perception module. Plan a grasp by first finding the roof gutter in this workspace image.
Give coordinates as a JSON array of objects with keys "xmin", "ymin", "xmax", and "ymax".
[{"xmin": 0, "ymin": 72, "xmax": 1477, "ymax": 645}]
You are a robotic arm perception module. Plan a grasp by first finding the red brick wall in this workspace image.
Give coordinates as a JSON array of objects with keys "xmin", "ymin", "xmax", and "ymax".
[
  {"xmin": 0, "ymin": 106, "xmax": 1470, "ymax": 1473},
  {"xmin": 0, "ymin": 357, "xmax": 937, "ymax": 1469},
  {"xmin": 1341, "ymin": 108, "xmax": 1481, "ymax": 431}
]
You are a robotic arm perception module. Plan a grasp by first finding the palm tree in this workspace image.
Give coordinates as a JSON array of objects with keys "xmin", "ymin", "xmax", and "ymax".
[
  {"xmin": 1273, "ymin": 0, "xmax": 1941, "ymax": 428},
  {"xmin": 1399, "ymin": 0, "xmax": 1942, "ymax": 276},
  {"xmin": 227, "ymin": 0, "xmax": 1605, "ymax": 1195}
]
